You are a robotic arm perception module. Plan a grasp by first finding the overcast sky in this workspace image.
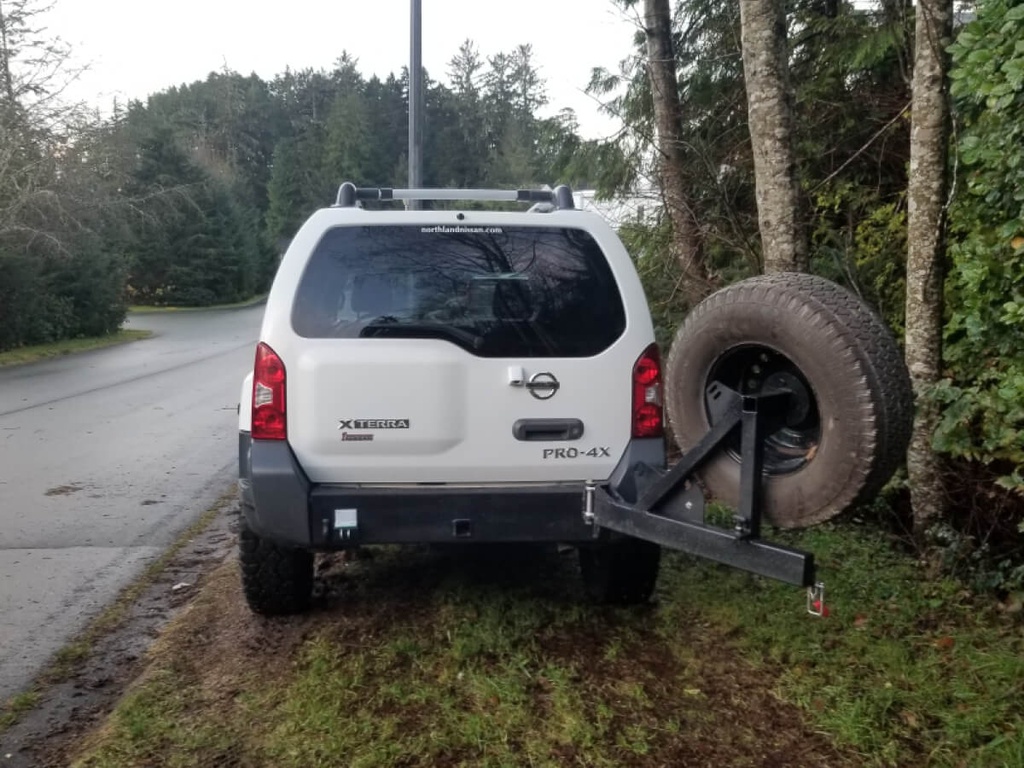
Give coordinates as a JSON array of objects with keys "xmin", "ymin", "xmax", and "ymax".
[{"xmin": 43, "ymin": 0, "xmax": 642, "ymax": 139}]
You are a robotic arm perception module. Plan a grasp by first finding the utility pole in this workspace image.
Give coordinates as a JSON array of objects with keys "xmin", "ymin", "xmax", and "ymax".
[{"xmin": 408, "ymin": 0, "xmax": 423, "ymax": 208}]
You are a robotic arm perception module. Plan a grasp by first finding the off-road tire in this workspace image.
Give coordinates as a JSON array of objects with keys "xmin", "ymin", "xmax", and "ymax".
[
  {"xmin": 665, "ymin": 272, "xmax": 913, "ymax": 528},
  {"xmin": 239, "ymin": 516, "xmax": 314, "ymax": 616},
  {"xmin": 579, "ymin": 538, "xmax": 661, "ymax": 605}
]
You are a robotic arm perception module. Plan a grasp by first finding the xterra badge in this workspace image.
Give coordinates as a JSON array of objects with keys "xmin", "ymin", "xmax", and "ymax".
[{"xmin": 338, "ymin": 419, "xmax": 410, "ymax": 430}]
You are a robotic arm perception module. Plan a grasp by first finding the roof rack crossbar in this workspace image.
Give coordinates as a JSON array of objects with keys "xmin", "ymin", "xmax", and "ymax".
[{"xmin": 335, "ymin": 182, "xmax": 575, "ymax": 210}]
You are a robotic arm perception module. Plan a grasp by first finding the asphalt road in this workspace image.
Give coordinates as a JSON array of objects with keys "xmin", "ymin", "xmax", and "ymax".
[{"xmin": 0, "ymin": 305, "xmax": 263, "ymax": 702}]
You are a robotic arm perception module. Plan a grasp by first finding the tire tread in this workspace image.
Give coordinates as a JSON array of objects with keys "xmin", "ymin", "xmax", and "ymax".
[{"xmin": 239, "ymin": 520, "xmax": 314, "ymax": 616}]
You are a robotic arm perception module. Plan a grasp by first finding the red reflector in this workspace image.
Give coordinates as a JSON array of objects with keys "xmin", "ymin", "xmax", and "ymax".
[
  {"xmin": 255, "ymin": 348, "xmax": 285, "ymax": 385},
  {"xmin": 634, "ymin": 356, "xmax": 660, "ymax": 385},
  {"xmin": 252, "ymin": 342, "xmax": 286, "ymax": 440},
  {"xmin": 632, "ymin": 344, "xmax": 664, "ymax": 439}
]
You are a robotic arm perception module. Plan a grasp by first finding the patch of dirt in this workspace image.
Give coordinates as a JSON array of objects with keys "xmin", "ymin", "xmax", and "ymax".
[
  {"xmin": 0, "ymin": 502, "xmax": 239, "ymax": 768},
  {"xmin": 140, "ymin": 562, "xmax": 322, "ymax": 711},
  {"xmin": 43, "ymin": 483, "xmax": 87, "ymax": 497},
  {"xmin": 5, "ymin": 539, "xmax": 861, "ymax": 768}
]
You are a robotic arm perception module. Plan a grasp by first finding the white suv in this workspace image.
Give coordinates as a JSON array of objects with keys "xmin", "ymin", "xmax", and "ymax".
[{"xmin": 238, "ymin": 184, "xmax": 665, "ymax": 614}]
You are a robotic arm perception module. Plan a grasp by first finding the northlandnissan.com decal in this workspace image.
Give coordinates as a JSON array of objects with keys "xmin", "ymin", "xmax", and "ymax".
[
  {"xmin": 420, "ymin": 225, "xmax": 503, "ymax": 234},
  {"xmin": 339, "ymin": 418, "xmax": 410, "ymax": 442}
]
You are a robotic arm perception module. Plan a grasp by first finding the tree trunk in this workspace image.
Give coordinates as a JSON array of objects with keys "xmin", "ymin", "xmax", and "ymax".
[
  {"xmin": 740, "ymin": 0, "xmax": 807, "ymax": 273},
  {"xmin": 0, "ymin": 0, "xmax": 15, "ymax": 105},
  {"xmin": 643, "ymin": 0, "xmax": 714, "ymax": 307},
  {"xmin": 905, "ymin": 0, "xmax": 952, "ymax": 535}
]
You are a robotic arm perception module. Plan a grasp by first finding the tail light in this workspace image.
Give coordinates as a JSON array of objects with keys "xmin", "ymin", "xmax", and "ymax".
[
  {"xmin": 252, "ymin": 342, "xmax": 286, "ymax": 440},
  {"xmin": 632, "ymin": 343, "xmax": 664, "ymax": 439}
]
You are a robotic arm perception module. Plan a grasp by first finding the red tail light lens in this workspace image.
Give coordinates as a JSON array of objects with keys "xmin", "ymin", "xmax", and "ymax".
[
  {"xmin": 252, "ymin": 342, "xmax": 286, "ymax": 440},
  {"xmin": 632, "ymin": 343, "xmax": 664, "ymax": 439}
]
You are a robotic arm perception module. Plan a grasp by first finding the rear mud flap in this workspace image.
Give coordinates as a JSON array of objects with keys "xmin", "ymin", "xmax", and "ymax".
[{"xmin": 591, "ymin": 384, "xmax": 817, "ymax": 588}]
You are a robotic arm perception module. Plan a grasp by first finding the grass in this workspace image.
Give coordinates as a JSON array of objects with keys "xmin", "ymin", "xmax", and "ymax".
[
  {"xmin": 128, "ymin": 293, "xmax": 267, "ymax": 314},
  {"xmin": 72, "ymin": 549, "xmax": 843, "ymax": 768},
  {"xmin": 661, "ymin": 524, "xmax": 1024, "ymax": 767},
  {"xmin": 68, "ymin": 523, "xmax": 1024, "ymax": 768},
  {"xmin": 0, "ymin": 691, "xmax": 40, "ymax": 730},
  {"xmin": 0, "ymin": 291, "xmax": 267, "ymax": 366},
  {"xmin": 0, "ymin": 329, "xmax": 152, "ymax": 368}
]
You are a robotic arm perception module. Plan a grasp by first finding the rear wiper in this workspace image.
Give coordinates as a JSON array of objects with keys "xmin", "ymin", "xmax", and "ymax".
[{"xmin": 359, "ymin": 321, "xmax": 484, "ymax": 351}]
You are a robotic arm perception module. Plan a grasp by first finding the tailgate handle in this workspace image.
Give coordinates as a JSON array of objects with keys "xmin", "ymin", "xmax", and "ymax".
[{"xmin": 513, "ymin": 419, "xmax": 584, "ymax": 442}]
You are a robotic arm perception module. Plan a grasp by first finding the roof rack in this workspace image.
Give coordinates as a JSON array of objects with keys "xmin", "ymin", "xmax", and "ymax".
[{"xmin": 334, "ymin": 182, "xmax": 575, "ymax": 211}]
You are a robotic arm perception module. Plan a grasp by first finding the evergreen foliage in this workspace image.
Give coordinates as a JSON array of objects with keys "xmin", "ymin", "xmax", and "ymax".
[
  {"xmin": 939, "ymin": 0, "xmax": 1024, "ymax": 495},
  {"xmin": 0, "ymin": 18, "xmax": 575, "ymax": 340}
]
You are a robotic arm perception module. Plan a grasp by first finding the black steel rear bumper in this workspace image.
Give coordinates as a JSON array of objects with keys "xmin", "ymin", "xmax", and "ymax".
[
  {"xmin": 238, "ymin": 435, "xmax": 649, "ymax": 549},
  {"xmin": 308, "ymin": 484, "xmax": 593, "ymax": 547}
]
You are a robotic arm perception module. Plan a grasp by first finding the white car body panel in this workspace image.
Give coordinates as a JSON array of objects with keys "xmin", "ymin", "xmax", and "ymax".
[
  {"xmin": 243, "ymin": 206, "xmax": 656, "ymax": 485},
  {"xmin": 239, "ymin": 372, "xmax": 253, "ymax": 432}
]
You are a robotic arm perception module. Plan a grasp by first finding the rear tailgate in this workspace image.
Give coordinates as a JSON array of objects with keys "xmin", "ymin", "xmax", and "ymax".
[
  {"xmin": 288, "ymin": 339, "xmax": 634, "ymax": 483},
  {"xmin": 273, "ymin": 219, "xmax": 655, "ymax": 484}
]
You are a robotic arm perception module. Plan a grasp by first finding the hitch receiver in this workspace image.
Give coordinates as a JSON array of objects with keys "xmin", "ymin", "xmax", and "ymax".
[{"xmin": 593, "ymin": 383, "xmax": 817, "ymax": 588}]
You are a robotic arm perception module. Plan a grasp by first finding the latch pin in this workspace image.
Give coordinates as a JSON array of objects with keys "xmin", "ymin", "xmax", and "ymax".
[
  {"xmin": 806, "ymin": 582, "xmax": 828, "ymax": 617},
  {"xmin": 583, "ymin": 482, "xmax": 596, "ymax": 525}
]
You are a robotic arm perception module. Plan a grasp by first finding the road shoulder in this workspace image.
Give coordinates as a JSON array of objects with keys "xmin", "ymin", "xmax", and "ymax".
[{"xmin": 0, "ymin": 495, "xmax": 238, "ymax": 767}]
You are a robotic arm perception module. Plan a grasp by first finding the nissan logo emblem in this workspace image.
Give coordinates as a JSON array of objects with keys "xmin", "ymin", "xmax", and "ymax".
[{"xmin": 526, "ymin": 372, "xmax": 560, "ymax": 400}]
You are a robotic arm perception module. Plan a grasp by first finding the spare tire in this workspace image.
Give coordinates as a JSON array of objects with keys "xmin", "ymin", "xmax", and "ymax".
[{"xmin": 665, "ymin": 272, "xmax": 913, "ymax": 528}]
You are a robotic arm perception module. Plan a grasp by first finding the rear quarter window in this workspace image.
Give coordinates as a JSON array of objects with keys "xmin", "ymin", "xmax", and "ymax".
[{"xmin": 291, "ymin": 225, "xmax": 627, "ymax": 358}]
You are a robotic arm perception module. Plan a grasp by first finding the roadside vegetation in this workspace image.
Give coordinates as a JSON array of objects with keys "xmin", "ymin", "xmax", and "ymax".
[
  {"xmin": 0, "ymin": 291, "xmax": 265, "ymax": 367},
  {"xmin": 127, "ymin": 293, "xmax": 268, "ymax": 314},
  {"xmin": 0, "ymin": 692, "xmax": 39, "ymax": 731},
  {"xmin": 69, "ymin": 528, "xmax": 1022, "ymax": 768},
  {"xmin": 0, "ymin": 330, "xmax": 152, "ymax": 368}
]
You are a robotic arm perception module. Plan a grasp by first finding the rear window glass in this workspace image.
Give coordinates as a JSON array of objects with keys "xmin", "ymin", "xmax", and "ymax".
[{"xmin": 291, "ymin": 225, "xmax": 626, "ymax": 358}]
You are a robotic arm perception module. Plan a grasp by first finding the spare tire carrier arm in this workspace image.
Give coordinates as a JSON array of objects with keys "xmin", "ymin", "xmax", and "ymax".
[{"xmin": 591, "ymin": 381, "xmax": 822, "ymax": 596}]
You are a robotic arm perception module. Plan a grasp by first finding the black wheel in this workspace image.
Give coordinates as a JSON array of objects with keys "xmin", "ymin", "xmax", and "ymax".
[
  {"xmin": 239, "ymin": 515, "xmax": 314, "ymax": 616},
  {"xmin": 579, "ymin": 538, "xmax": 661, "ymax": 605},
  {"xmin": 665, "ymin": 272, "xmax": 913, "ymax": 528}
]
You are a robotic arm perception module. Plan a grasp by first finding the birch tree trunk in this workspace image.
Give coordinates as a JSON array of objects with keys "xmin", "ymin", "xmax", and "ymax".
[
  {"xmin": 643, "ymin": 0, "xmax": 714, "ymax": 307},
  {"xmin": 905, "ymin": 0, "xmax": 952, "ymax": 534},
  {"xmin": 740, "ymin": 0, "xmax": 807, "ymax": 273}
]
